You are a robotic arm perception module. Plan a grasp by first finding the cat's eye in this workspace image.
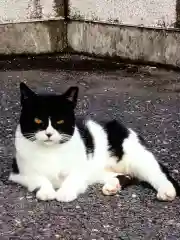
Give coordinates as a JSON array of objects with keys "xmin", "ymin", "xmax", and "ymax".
[
  {"xmin": 57, "ymin": 120, "xmax": 64, "ymax": 124},
  {"xmin": 34, "ymin": 118, "xmax": 42, "ymax": 124}
]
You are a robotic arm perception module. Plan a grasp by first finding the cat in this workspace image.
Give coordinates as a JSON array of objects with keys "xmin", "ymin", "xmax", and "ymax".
[{"xmin": 9, "ymin": 82, "xmax": 178, "ymax": 202}]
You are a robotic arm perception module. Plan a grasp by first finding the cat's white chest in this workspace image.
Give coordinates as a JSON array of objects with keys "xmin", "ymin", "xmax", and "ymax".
[{"xmin": 15, "ymin": 126, "xmax": 86, "ymax": 181}]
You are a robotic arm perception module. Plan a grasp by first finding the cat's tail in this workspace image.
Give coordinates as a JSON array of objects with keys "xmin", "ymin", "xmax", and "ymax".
[
  {"xmin": 160, "ymin": 163, "xmax": 180, "ymax": 197},
  {"xmin": 116, "ymin": 175, "xmax": 138, "ymax": 189}
]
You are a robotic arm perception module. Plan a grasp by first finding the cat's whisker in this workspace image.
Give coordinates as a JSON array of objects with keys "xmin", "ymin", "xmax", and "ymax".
[
  {"xmin": 60, "ymin": 134, "xmax": 70, "ymax": 139},
  {"xmin": 28, "ymin": 137, "xmax": 36, "ymax": 142},
  {"xmin": 23, "ymin": 133, "xmax": 35, "ymax": 138}
]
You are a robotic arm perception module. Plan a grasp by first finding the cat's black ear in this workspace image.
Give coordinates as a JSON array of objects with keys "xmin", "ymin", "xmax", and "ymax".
[
  {"xmin": 20, "ymin": 82, "xmax": 36, "ymax": 104},
  {"xmin": 63, "ymin": 86, "xmax": 79, "ymax": 107}
]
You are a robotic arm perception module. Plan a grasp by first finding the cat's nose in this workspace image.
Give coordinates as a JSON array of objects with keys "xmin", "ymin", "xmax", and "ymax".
[{"xmin": 46, "ymin": 133, "xmax": 52, "ymax": 138}]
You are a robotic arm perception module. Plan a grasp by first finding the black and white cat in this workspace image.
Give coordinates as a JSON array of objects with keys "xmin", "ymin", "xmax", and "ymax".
[{"xmin": 9, "ymin": 82, "xmax": 177, "ymax": 202}]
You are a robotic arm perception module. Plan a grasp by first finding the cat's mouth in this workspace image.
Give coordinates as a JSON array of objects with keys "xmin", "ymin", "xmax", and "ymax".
[{"xmin": 43, "ymin": 139, "xmax": 55, "ymax": 145}]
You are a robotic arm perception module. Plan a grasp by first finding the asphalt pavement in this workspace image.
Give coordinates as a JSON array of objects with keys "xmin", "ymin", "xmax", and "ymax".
[{"xmin": 0, "ymin": 55, "xmax": 180, "ymax": 240}]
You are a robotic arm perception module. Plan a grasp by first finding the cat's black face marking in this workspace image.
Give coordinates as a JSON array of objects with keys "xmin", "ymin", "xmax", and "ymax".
[{"xmin": 19, "ymin": 82, "xmax": 79, "ymax": 144}]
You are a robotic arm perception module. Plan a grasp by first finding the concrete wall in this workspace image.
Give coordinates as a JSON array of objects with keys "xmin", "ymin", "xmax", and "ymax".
[
  {"xmin": 0, "ymin": 0, "xmax": 65, "ymax": 54},
  {"xmin": 67, "ymin": 0, "xmax": 180, "ymax": 68},
  {"xmin": 69, "ymin": 0, "xmax": 177, "ymax": 28},
  {"xmin": 1, "ymin": 0, "xmax": 180, "ymax": 68},
  {"xmin": 0, "ymin": 0, "xmax": 64, "ymax": 23},
  {"xmin": 68, "ymin": 22, "xmax": 180, "ymax": 66}
]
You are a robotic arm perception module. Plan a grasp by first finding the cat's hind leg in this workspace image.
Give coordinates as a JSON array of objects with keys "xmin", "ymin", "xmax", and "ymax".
[
  {"xmin": 99, "ymin": 168, "xmax": 133, "ymax": 196},
  {"xmin": 115, "ymin": 130, "xmax": 176, "ymax": 201}
]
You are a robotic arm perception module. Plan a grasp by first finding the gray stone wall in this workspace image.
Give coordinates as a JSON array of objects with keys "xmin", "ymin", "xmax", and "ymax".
[{"xmin": 0, "ymin": 0, "xmax": 180, "ymax": 68}]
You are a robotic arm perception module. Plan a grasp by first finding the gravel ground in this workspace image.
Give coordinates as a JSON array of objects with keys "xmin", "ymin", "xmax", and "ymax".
[{"xmin": 0, "ymin": 55, "xmax": 180, "ymax": 240}]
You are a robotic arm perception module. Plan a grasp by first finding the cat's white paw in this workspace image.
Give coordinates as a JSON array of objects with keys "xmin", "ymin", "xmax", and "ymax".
[
  {"xmin": 36, "ymin": 187, "xmax": 56, "ymax": 201},
  {"xmin": 9, "ymin": 173, "xmax": 37, "ymax": 192},
  {"xmin": 8, "ymin": 173, "xmax": 17, "ymax": 182},
  {"xmin": 27, "ymin": 182, "xmax": 39, "ymax": 192},
  {"xmin": 27, "ymin": 185, "xmax": 36, "ymax": 192},
  {"xmin": 56, "ymin": 188, "xmax": 78, "ymax": 202},
  {"xmin": 157, "ymin": 183, "xmax": 176, "ymax": 201},
  {"xmin": 102, "ymin": 177, "xmax": 121, "ymax": 196}
]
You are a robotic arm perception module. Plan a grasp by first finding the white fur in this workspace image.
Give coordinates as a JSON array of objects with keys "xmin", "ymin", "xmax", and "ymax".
[{"xmin": 9, "ymin": 120, "xmax": 176, "ymax": 202}]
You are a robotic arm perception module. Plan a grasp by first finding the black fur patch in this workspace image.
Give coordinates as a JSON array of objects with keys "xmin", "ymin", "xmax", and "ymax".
[
  {"xmin": 76, "ymin": 120, "xmax": 94, "ymax": 156},
  {"xmin": 116, "ymin": 175, "xmax": 137, "ymax": 189},
  {"xmin": 12, "ymin": 157, "xmax": 19, "ymax": 174},
  {"xmin": 104, "ymin": 120, "xmax": 129, "ymax": 162}
]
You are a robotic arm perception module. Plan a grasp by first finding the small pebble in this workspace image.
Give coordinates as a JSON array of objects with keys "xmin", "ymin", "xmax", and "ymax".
[
  {"xmin": 26, "ymin": 195, "xmax": 33, "ymax": 199},
  {"xmin": 55, "ymin": 234, "xmax": 60, "ymax": 239},
  {"xmin": 103, "ymin": 224, "xmax": 110, "ymax": 228},
  {"xmin": 167, "ymin": 219, "xmax": 175, "ymax": 225}
]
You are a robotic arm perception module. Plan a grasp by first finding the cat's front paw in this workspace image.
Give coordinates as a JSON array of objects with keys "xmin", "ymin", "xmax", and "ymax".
[
  {"xmin": 157, "ymin": 182, "xmax": 176, "ymax": 201},
  {"xmin": 102, "ymin": 177, "xmax": 121, "ymax": 196},
  {"xmin": 56, "ymin": 188, "xmax": 78, "ymax": 202},
  {"xmin": 36, "ymin": 187, "xmax": 56, "ymax": 201},
  {"xmin": 9, "ymin": 173, "xmax": 19, "ymax": 183}
]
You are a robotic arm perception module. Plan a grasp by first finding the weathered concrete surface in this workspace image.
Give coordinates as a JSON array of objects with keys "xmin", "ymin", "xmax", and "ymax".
[
  {"xmin": 0, "ymin": 0, "xmax": 179, "ymax": 67},
  {"xmin": 0, "ymin": 0, "xmax": 64, "ymax": 24},
  {"xmin": 0, "ymin": 55, "xmax": 180, "ymax": 239},
  {"xmin": 68, "ymin": 21, "xmax": 180, "ymax": 67},
  {"xmin": 0, "ymin": 20, "xmax": 66, "ymax": 54},
  {"xmin": 69, "ymin": 0, "xmax": 177, "ymax": 28},
  {"xmin": 1, "ymin": 19, "xmax": 180, "ymax": 67}
]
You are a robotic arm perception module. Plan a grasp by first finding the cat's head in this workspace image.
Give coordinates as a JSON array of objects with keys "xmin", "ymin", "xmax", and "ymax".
[{"xmin": 19, "ymin": 82, "xmax": 79, "ymax": 146}]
